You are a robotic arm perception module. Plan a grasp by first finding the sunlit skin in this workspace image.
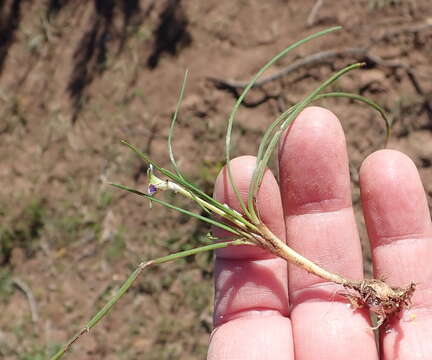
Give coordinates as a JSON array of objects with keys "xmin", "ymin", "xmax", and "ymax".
[{"xmin": 208, "ymin": 106, "xmax": 432, "ymax": 360}]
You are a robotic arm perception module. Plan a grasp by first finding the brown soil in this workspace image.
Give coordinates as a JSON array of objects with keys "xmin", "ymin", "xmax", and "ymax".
[{"xmin": 0, "ymin": 0, "xmax": 431, "ymax": 359}]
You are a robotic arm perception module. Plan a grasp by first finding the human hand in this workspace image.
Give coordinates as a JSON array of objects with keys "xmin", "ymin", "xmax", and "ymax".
[{"xmin": 208, "ymin": 106, "xmax": 432, "ymax": 359}]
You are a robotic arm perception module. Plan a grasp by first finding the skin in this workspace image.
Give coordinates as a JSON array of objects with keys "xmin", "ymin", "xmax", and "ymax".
[{"xmin": 208, "ymin": 106, "xmax": 432, "ymax": 360}]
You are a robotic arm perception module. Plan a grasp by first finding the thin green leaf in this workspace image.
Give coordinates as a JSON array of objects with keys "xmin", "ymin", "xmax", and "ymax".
[
  {"xmin": 121, "ymin": 140, "xmax": 254, "ymax": 227},
  {"xmin": 246, "ymin": 105, "xmax": 297, "ymax": 217},
  {"xmin": 247, "ymin": 89, "xmax": 391, "ymax": 221},
  {"xmin": 168, "ymin": 69, "xmax": 189, "ymax": 178},
  {"xmin": 248, "ymin": 63, "xmax": 364, "ymax": 222},
  {"xmin": 313, "ymin": 92, "xmax": 391, "ymax": 145},
  {"xmin": 254, "ymin": 92, "xmax": 390, "ymax": 172},
  {"xmin": 121, "ymin": 140, "xmax": 163, "ymax": 172},
  {"xmin": 108, "ymin": 182, "xmax": 244, "ymax": 236},
  {"xmin": 225, "ymin": 26, "xmax": 342, "ymax": 220},
  {"xmin": 49, "ymin": 238, "xmax": 252, "ymax": 360},
  {"xmin": 256, "ymin": 106, "xmax": 296, "ymax": 163},
  {"xmin": 150, "ymin": 238, "xmax": 253, "ymax": 264}
]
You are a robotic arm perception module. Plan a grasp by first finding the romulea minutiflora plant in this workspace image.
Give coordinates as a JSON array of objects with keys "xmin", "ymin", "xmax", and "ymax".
[{"xmin": 50, "ymin": 26, "xmax": 415, "ymax": 360}]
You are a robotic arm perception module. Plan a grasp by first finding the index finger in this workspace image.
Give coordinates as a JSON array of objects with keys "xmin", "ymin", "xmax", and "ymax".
[{"xmin": 208, "ymin": 156, "xmax": 294, "ymax": 360}]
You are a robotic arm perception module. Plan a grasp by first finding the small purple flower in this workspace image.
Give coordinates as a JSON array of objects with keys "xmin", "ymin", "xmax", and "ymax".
[{"xmin": 148, "ymin": 184, "xmax": 158, "ymax": 196}]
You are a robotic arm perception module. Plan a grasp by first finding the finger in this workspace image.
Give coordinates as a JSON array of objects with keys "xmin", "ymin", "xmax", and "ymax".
[
  {"xmin": 279, "ymin": 107, "xmax": 378, "ymax": 360},
  {"xmin": 360, "ymin": 150, "xmax": 432, "ymax": 359},
  {"xmin": 208, "ymin": 156, "xmax": 294, "ymax": 360}
]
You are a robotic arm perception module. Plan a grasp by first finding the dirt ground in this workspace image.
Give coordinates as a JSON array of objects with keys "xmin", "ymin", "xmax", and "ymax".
[{"xmin": 0, "ymin": 0, "xmax": 431, "ymax": 359}]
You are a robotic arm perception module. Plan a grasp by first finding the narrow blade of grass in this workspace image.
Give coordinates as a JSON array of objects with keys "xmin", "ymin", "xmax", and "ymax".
[
  {"xmin": 48, "ymin": 238, "xmax": 252, "ymax": 360},
  {"xmin": 225, "ymin": 26, "xmax": 342, "ymax": 220},
  {"xmin": 247, "ymin": 90, "xmax": 391, "ymax": 219},
  {"xmin": 313, "ymin": 92, "xmax": 391, "ymax": 145},
  {"xmin": 122, "ymin": 140, "xmax": 253, "ymax": 227},
  {"xmin": 108, "ymin": 182, "xmax": 244, "ymax": 236},
  {"xmin": 246, "ymin": 105, "xmax": 297, "ymax": 218},
  {"xmin": 168, "ymin": 69, "xmax": 189, "ymax": 179},
  {"xmin": 168, "ymin": 72, "xmax": 213, "ymax": 215},
  {"xmin": 248, "ymin": 63, "xmax": 364, "ymax": 222}
]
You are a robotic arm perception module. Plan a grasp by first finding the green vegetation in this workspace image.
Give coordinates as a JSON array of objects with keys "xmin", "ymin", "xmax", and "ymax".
[{"xmin": 49, "ymin": 26, "xmax": 394, "ymax": 360}]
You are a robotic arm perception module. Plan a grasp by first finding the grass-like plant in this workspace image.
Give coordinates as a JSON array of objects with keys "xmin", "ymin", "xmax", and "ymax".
[{"xmin": 49, "ymin": 26, "xmax": 415, "ymax": 360}]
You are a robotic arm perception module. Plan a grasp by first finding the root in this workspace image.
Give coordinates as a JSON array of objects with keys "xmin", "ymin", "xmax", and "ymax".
[
  {"xmin": 343, "ymin": 279, "xmax": 416, "ymax": 328},
  {"xmin": 256, "ymin": 224, "xmax": 416, "ymax": 329}
]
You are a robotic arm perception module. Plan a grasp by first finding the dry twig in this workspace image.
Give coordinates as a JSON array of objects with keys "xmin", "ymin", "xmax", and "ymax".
[
  {"xmin": 371, "ymin": 22, "xmax": 432, "ymax": 45},
  {"xmin": 208, "ymin": 48, "xmax": 367, "ymax": 89},
  {"xmin": 209, "ymin": 22, "xmax": 431, "ymax": 91},
  {"xmin": 307, "ymin": 0, "xmax": 324, "ymax": 27},
  {"xmin": 12, "ymin": 277, "xmax": 39, "ymax": 323}
]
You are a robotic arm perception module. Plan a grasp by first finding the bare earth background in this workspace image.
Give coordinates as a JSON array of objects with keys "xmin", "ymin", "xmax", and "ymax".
[{"xmin": 0, "ymin": 0, "xmax": 431, "ymax": 359}]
